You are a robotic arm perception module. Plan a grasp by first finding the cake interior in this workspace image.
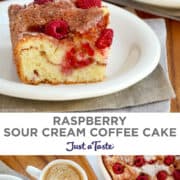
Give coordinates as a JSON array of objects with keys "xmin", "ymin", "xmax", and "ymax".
[{"xmin": 16, "ymin": 34, "xmax": 107, "ymax": 84}]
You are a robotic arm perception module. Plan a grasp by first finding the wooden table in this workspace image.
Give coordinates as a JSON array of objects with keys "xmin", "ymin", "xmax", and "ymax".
[
  {"xmin": 0, "ymin": 156, "xmax": 97, "ymax": 180},
  {"xmin": 137, "ymin": 12, "xmax": 180, "ymax": 112},
  {"xmin": 166, "ymin": 20, "xmax": 180, "ymax": 112}
]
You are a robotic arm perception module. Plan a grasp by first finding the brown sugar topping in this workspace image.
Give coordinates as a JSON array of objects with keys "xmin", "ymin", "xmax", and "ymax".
[{"xmin": 8, "ymin": 1, "xmax": 104, "ymax": 46}]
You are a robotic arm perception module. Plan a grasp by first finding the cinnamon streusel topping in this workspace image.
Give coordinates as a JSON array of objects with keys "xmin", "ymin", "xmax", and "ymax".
[{"xmin": 8, "ymin": 1, "xmax": 104, "ymax": 46}]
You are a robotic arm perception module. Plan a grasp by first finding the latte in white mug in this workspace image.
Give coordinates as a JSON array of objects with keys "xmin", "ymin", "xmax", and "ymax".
[
  {"xmin": 26, "ymin": 159, "xmax": 88, "ymax": 180},
  {"xmin": 42, "ymin": 163, "xmax": 83, "ymax": 180}
]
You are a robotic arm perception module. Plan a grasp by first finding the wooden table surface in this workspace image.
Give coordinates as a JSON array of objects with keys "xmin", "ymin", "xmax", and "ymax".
[
  {"xmin": 137, "ymin": 12, "xmax": 180, "ymax": 112},
  {"xmin": 0, "ymin": 156, "xmax": 97, "ymax": 180},
  {"xmin": 166, "ymin": 20, "xmax": 180, "ymax": 112}
]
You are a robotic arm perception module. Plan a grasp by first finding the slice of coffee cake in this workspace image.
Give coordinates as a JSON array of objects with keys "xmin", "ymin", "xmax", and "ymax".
[{"xmin": 9, "ymin": 0, "xmax": 113, "ymax": 84}]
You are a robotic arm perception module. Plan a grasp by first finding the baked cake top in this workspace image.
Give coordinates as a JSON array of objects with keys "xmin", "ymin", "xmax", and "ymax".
[{"xmin": 8, "ymin": 0, "xmax": 108, "ymax": 46}]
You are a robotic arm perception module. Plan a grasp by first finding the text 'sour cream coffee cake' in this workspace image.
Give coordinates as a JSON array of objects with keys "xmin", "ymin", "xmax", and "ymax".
[{"xmin": 8, "ymin": 0, "xmax": 114, "ymax": 85}]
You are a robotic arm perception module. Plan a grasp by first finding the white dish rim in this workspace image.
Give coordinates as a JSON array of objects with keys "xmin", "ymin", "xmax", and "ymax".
[{"xmin": 98, "ymin": 156, "xmax": 111, "ymax": 180}]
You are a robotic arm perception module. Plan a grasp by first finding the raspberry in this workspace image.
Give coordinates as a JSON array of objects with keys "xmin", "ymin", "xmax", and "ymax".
[
  {"xmin": 61, "ymin": 49, "xmax": 74, "ymax": 74},
  {"xmin": 136, "ymin": 173, "xmax": 149, "ymax": 180},
  {"xmin": 82, "ymin": 43, "xmax": 94, "ymax": 56},
  {"xmin": 164, "ymin": 156, "xmax": 175, "ymax": 166},
  {"xmin": 62, "ymin": 48, "xmax": 94, "ymax": 72},
  {"xmin": 148, "ymin": 160, "xmax": 156, "ymax": 164},
  {"xmin": 134, "ymin": 156, "xmax": 146, "ymax": 167},
  {"xmin": 71, "ymin": 57, "xmax": 94, "ymax": 68},
  {"xmin": 45, "ymin": 20, "xmax": 68, "ymax": 40},
  {"xmin": 112, "ymin": 162, "xmax": 125, "ymax": 174},
  {"xmin": 34, "ymin": 0, "xmax": 53, "ymax": 5},
  {"xmin": 156, "ymin": 171, "xmax": 168, "ymax": 180},
  {"xmin": 173, "ymin": 169, "xmax": 180, "ymax": 180},
  {"xmin": 96, "ymin": 28, "xmax": 113, "ymax": 49},
  {"xmin": 76, "ymin": 0, "xmax": 101, "ymax": 9},
  {"xmin": 69, "ymin": 48, "xmax": 94, "ymax": 68}
]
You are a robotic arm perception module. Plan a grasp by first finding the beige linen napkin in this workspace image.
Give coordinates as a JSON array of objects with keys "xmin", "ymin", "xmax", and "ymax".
[
  {"xmin": 0, "ymin": 65, "xmax": 174, "ymax": 112},
  {"xmin": 0, "ymin": 19, "xmax": 175, "ymax": 112},
  {"xmin": 0, "ymin": 161, "xmax": 29, "ymax": 180}
]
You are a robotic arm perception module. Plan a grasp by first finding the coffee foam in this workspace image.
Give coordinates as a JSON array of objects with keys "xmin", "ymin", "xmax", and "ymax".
[{"xmin": 43, "ymin": 163, "xmax": 83, "ymax": 180}]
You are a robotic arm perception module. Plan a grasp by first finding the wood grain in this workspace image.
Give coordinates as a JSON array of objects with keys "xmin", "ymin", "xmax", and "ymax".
[
  {"xmin": 0, "ymin": 156, "xmax": 97, "ymax": 180},
  {"xmin": 136, "ymin": 11, "xmax": 179, "ymax": 112},
  {"xmin": 166, "ymin": 20, "xmax": 180, "ymax": 112}
]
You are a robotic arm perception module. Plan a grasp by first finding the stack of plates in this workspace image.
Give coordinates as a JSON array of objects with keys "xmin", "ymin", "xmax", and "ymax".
[{"xmin": 134, "ymin": 0, "xmax": 180, "ymax": 8}]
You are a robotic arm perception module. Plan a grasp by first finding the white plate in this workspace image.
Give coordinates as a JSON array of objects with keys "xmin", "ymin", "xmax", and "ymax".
[
  {"xmin": 0, "ymin": 0, "xmax": 160, "ymax": 101},
  {"xmin": 0, "ymin": 175, "xmax": 22, "ymax": 180},
  {"xmin": 98, "ymin": 157, "xmax": 111, "ymax": 180},
  {"xmin": 134, "ymin": 0, "xmax": 180, "ymax": 8}
]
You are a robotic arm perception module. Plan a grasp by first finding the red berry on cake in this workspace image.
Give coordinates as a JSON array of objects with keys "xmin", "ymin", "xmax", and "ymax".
[
  {"xmin": 134, "ymin": 156, "xmax": 146, "ymax": 167},
  {"xmin": 76, "ymin": 0, "xmax": 101, "ymax": 9},
  {"xmin": 112, "ymin": 162, "xmax": 125, "ymax": 174},
  {"xmin": 156, "ymin": 170, "xmax": 168, "ymax": 180},
  {"xmin": 173, "ymin": 169, "xmax": 180, "ymax": 180},
  {"xmin": 45, "ymin": 20, "xmax": 69, "ymax": 40},
  {"xmin": 136, "ymin": 173, "xmax": 149, "ymax": 180},
  {"xmin": 34, "ymin": 0, "xmax": 53, "ymax": 5},
  {"xmin": 82, "ymin": 43, "xmax": 95, "ymax": 56},
  {"xmin": 70, "ymin": 56, "xmax": 94, "ymax": 69},
  {"xmin": 148, "ymin": 160, "xmax": 156, "ymax": 164},
  {"xmin": 164, "ymin": 155, "xmax": 175, "ymax": 166},
  {"xmin": 63, "ymin": 47, "xmax": 94, "ymax": 70},
  {"xmin": 96, "ymin": 28, "xmax": 114, "ymax": 49}
]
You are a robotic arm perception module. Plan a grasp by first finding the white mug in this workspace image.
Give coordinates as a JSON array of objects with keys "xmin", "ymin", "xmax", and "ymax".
[
  {"xmin": 26, "ymin": 159, "xmax": 88, "ymax": 180},
  {"xmin": 0, "ymin": 174, "xmax": 22, "ymax": 180}
]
